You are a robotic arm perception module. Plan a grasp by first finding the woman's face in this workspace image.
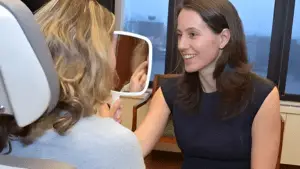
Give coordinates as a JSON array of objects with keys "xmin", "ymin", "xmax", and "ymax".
[{"xmin": 177, "ymin": 8, "xmax": 230, "ymax": 73}]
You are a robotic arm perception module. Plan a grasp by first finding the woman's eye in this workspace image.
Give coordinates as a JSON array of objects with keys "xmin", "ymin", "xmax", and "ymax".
[{"xmin": 189, "ymin": 32, "xmax": 196, "ymax": 38}]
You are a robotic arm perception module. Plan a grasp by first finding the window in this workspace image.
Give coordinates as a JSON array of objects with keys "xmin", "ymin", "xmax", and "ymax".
[
  {"xmin": 231, "ymin": 0, "xmax": 300, "ymax": 99},
  {"xmin": 285, "ymin": 0, "xmax": 300, "ymax": 95},
  {"xmin": 119, "ymin": 0, "xmax": 170, "ymax": 80},
  {"xmin": 230, "ymin": 0, "xmax": 275, "ymax": 78}
]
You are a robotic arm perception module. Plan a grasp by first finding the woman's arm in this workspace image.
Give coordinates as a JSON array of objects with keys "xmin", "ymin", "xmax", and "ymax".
[
  {"xmin": 134, "ymin": 87, "xmax": 171, "ymax": 157},
  {"xmin": 251, "ymin": 87, "xmax": 281, "ymax": 169}
]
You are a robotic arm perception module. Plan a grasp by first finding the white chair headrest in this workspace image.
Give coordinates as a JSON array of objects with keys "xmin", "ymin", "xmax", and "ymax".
[{"xmin": 0, "ymin": 0, "xmax": 60, "ymax": 127}]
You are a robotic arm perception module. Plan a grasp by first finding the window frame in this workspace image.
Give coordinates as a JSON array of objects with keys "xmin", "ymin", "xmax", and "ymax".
[
  {"xmin": 164, "ymin": 0, "xmax": 182, "ymax": 74},
  {"xmin": 267, "ymin": 0, "xmax": 300, "ymax": 101}
]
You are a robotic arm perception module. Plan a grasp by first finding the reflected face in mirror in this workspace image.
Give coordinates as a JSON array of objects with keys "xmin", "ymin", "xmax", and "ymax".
[{"xmin": 113, "ymin": 34, "xmax": 149, "ymax": 93}]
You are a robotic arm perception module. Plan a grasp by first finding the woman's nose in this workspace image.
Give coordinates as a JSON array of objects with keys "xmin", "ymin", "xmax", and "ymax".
[{"xmin": 178, "ymin": 36, "xmax": 189, "ymax": 51}]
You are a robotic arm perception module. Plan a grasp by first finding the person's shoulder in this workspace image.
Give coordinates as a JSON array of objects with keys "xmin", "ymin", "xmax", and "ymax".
[
  {"xmin": 14, "ymin": 116, "xmax": 145, "ymax": 169},
  {"xmin": 159, "ymin": 74, "xmax": 182, "ymax": 110},
  {"xmin": 71, "ymin": 116, "xmax": 145, "ymax": 168},
  {"xmin": 250, "ymin": 73, "xmax": 276, "ymax": 93},
  {"xmin": 160, "ymin": 74, "xmax": 182, "ymax": 96},
  {"xmin": 249, "ymin": 72, "xmax": 277, "ymax": 108},
  {"xmin": 73, "ymin": 115, "xmax": 137, "ymax": 140}
]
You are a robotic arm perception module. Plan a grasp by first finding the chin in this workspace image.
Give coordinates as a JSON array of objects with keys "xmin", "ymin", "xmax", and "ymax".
[{"xmin": 184, "ymin": 66, "xmax": 201, "ymax": 73}]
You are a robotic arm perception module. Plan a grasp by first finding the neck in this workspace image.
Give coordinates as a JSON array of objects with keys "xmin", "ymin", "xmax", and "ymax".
[
  {"xmin": 199, "ymin": 67, "xmax": 216, "ymax": 93},
  {"xmin": 198, "ymin": 60, "xmax": 218, "ymax": 93},
  {"xmin": 198, "ymin": 52, "xmax": 222, "ymax": 93}
]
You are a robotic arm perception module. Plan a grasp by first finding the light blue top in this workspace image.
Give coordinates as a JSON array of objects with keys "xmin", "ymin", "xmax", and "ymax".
[{"xmin": 8, "ymin": 115, "xmax": 145, "ymax": 169}]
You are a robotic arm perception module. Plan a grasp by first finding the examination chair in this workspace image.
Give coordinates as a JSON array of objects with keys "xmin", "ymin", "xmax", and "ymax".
[{"xmin": 0, "ymin": 0, "xmax": 75, "ymax": 168}]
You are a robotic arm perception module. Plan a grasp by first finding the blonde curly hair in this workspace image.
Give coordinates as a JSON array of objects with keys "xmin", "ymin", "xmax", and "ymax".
[{"xmin": 34, "ymin": 0, "xmax": 116, "ymax": 134}]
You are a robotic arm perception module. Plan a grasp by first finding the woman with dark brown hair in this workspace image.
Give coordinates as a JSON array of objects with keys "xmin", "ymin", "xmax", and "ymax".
[{"xmin": 134, "ymin": 0, "xmax": 281, "ymax": 168}]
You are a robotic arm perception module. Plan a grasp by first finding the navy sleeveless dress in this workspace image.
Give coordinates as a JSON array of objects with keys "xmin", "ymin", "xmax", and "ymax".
[{"xmin": 160, "ymin": 74, "xmax": 275, "ymax": 169}]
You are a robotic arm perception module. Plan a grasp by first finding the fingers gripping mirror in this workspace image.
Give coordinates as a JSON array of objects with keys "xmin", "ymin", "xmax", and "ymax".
[{"xmin": 111, "ymin": 31, "xmax": 152, "ymax": 104}]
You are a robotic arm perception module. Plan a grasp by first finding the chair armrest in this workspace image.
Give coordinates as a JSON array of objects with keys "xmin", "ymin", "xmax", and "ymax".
[{"xmin": 131, "ymin": 92, "xmax": 152, "ymax": 131}]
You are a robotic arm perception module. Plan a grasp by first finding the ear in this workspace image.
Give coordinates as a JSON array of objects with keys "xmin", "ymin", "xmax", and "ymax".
[{"xmin": 219, "ymin": 28, "xmax": 230, "ymax": 49}]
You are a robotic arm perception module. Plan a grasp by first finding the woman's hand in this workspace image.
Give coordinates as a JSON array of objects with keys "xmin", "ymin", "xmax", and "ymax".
[
  {"xmin": 97, "ymin": 99, "xmax": 122, "ymax": 123},
  {"xmin": 129, "ymin": 61, "xmax": 148, "ymax": 92}
]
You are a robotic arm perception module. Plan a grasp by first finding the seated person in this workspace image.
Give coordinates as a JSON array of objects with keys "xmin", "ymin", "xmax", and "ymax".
[
  {"xmin": 134, "ymin": 0, "xmax": 282, "ymax": 169},
  {"xmin": 0, "ymin": 0, "xmax": 145, "ymax": 168}
]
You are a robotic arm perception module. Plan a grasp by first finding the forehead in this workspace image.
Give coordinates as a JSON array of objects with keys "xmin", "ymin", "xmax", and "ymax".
[{"xmin": 177, "ymin": 8, "xmax": 207, "ymax": 31}]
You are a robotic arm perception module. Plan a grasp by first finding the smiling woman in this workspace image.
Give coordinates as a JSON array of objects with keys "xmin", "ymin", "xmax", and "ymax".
[
  {"xmin": 176, "ymin": 0, "xmax": 252, "ymax": 113},
  {"xmin": 134, "ymin": 0, "xmax": 282, "ymax": 169}
]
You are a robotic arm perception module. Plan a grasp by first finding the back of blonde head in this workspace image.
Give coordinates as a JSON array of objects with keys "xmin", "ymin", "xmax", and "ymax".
[
  {"xmin": 131, "ymin": 39, "xmax": 148, "ymax": 73},
  {"xmin": 34, "ymin": 0, "xmax": 115, "ymax": 134}
]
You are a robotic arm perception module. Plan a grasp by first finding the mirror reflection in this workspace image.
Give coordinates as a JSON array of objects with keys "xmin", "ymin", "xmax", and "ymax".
[{"xmin": 113, "ymin": 34, "xmax": 149, "ymax": 93}]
